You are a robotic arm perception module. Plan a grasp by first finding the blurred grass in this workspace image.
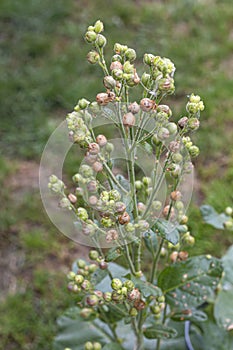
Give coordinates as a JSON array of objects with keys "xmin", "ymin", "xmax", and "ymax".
[{"xmin": 0, "ymin": 0, "xmax": 233, "ymax": 348}]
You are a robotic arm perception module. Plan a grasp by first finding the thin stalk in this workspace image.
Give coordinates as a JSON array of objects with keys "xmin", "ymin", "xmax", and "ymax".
[
  {"xmin": 98, "ymin": 306, "xmax": 122, "ymax": 345},
  {"xmin": 102, "ymin": 162, "xmax": 128, "ymax": 194},
  {"xmin": 150, "ymin": 238, "xmax": 164, "ymax": 283}
]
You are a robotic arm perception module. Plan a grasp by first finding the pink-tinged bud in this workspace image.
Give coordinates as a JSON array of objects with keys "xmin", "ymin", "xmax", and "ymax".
[
  {"xmin": 127, "ymin": 288, "xmax": 141, "ymax": 301},
  {"xmin": 96, "ymin": 92, "xmax": 109, "ymax": 105},
  {"xmin": 134, "ymin": 299, "xmax": 146, "ymax": 310},
  {"xmin": 140, "ymin": 98, "xmax": 156, "ymax": 112},
  {"xmin": 99, "ymin": 260, "xmax": 108, "ymax": 270},
  {"xmin": 118, "ymin": 212, "xmax": 130, "ymax": 225},
  {"xmin": 105, "ymin": 229, "xmax": 119, "ymax": 243},
  {"xmin": 89, "ymin": 195, "xmax": 98, "ymax": 206},
  {"xmin": 178, "ymin": 116, "xmax": 188, "ymax": 128},
  {"xmin": 115, "ymin": 201, "xmax": 126, "ymax": 214},
  {"xmin": 110, "ymin": 61, "xmax": 123, "ymax": 71},
  {"xmin": 68, "ymin": 193, "xmax": 77, "ymax": 204},
  {"xmin": 87, "ymin": 51, "xmax": 100, "ymax": 64},
  {"xmin": 85, "ymin": 152, "xmax": 97, "ymax": 165},
  {"xmin": 87, "ymin": 180, "xmax": 98, "ymax": 193},
  {"xmin": 103, "ymin": 75, "xmax": 116, "ymax": 90},
  {"xmin": 137, "ymin": 202, "xmax": 146, "ymax": 213},
  {"xmin": 86, "ymin": 294, "xmax": 99, "ymax": 306},
  {"xmin": 122, "ymin": 112, "xmax": 135, "ymax": 127},
  {"xmin": 178, "ymin": 251, "xmax": 189, "ymax": 261},
  {"xmin": 128, "ymin": 101, "xmax": 140, "ymax": 114},
  {"xmin": 170, "ymin": 190, "xmax": 182, "ymax": 201},
  {"xmin": 169, "ymin": 141, "xmax": 180, "ymax": 153},
  {"xmin": 96, "ymin": 134, "xmax": 107, "ymax": 147},
  {"xmin": 92, "ymin": 161, "xmax": 103, "ymax": 173},
  {"xmin": 157, "ymin": 104, "xmax": 172, "ymax": 118},
  {"xmin": 158, "ymin": 127, "xmax": 170, "ymax": 140},
  {"xmin": 188, "ymin": 117, "xmax": 200, "ymax": 130},
  {"xmin": 95, "ymin": 34, "xmax": 107, "ymax": 48},
  {"xmin": 88, "ymin": 142, "xmax": 100, "ymax": 155},
  {"xmin": 163, "ymin": 205, "xmax": 175, "ymax": 218},
  {"xmin": 170, "ymin": 251, "xmax": 179, "ymax": 263}
]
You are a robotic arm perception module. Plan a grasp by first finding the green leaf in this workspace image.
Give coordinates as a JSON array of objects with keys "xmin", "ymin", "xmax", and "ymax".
[
  {"xmin": 200, "ymin": 205, "xmax": 229, "ymax": 229},
  {"xmin": 131, "ymin": 277, "xmax": 163, "ymax": 298},
  {"xmin": 106, "ymin": 247, "xmax": 122, "ymax": 262},
  {"xmin": 99, "ymin": 303, "xmax": 128, "ymax": 323},
  {"xmin": 141, "ymin": 141, "xmax": 153, "ymax": 155},
  {"xmin": 102, "ymin": 344, "xmax": 123, "ymax": 350},
  {"xmin": 158, "ymin": 256, "xmax": 223, "ymax": 311},
  {"xmin": 215, "ymin": 245, "xmax": 233, "ymax": 330},
  {"xmin": 153, "ymin": 219, "xmax": 179, "ymax": 245},
  {"xmin": 143, "ymin": 229, "xmax": 158, "ymax": 254},
  {"xmin": 91, "ymin": 268, "xmax": 109, "ymax": 285},
  {"xmin": 171, "ymin": 309, "xmax": 207, "ymax": 322},
  {"xmin": 143, "ymin": 324, "xmax": 177, "ymax": 339},
  {"xmin": 53, "ymin": 307, "xmax": 110, "ymax": 350}
]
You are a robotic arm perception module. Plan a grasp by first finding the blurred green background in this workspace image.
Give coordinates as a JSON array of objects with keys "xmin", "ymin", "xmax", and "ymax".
[{"xmin": 0, "ymin": 0, "xmax": 233, "ymax": 349}]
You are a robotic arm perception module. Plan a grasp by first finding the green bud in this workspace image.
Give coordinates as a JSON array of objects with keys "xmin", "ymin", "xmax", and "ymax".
[
  {"xmin": 151, "ymin": 305, "xmax": 161, "ymax": 314},
  {"xmin": 224, "ymin": 220, "xmax": 233, "ymax": 229},
  {"xmin": 143, "ymin": 53, "xmax": 155, "ymax": 66},
  {"xmin": 93, "ymin": 342, "xmax": 102, "ymax": 350},
  {"xmin": 123, "ymin": 61, "xmax": 134, "ymax": 74},
  {"xmin": 189, "ymin": 145, "xmax": 200, "ymax": 157},
  {"xmin": 73, "ymin": 173, "xmax": 83, "ymax": 183},
  {"xmin": 85, "ymin": 31, "xmax": 97, "ymax": 43},
  {"xmin": 89, "ymin": 250, "xmax": 99, "ymax": 261},
  {"xmin": 135, "ymin": 180, "xmax": 143, "ymax": 190},
  {"xmin": 87, "ymin": 50, "xmax": 100, "ymax": 64},
  {"xmin": 59, "ymin": 198, "xmax": 72, "ymax": 210},
  {"xmin": 101, "ymin": 217, "xmax": 114, "ymax": 228},
  {"xmin": 86, "ymin": 294, "xmax": 99, "ymax": 306},
  {"xmin": 188, "ymin": 117, "xmax": 200, "ymax": 130},
  {"xmin": 111, "ymin": 278, "xmax": 123, "ymax": 290},
  {"xmin": 75, "ymin": 274, "xmax": 84, "ymax": 284},
  {"xmin": 111, "ymin": 68, "xmax": 123, "ymax": 81},
  {"xmin": 125, "ymin": 223, "xmax": 135, "ymax": 233},
  {"xmin": 94, "ymin": 20, "xmax": 104, "ymax": 33},
  {"xmin": 157, "ymin": 127, "xmax": 170, "ymax": 140},
  {"xmin": 103, "ymin": 75, "xmax": 116, "ymax": 89},
  {"xmin": 80, "ymin": 308, "xmax": 95, "ymax": 319},
  {"xmin": 77, "ymin": 259, "xmax": 86, "ymax": 268},
  {"xmin": 105, "ymin": 142, "xmax": 114, "ymax": 153},
  {"xmin": 89, "ymin": 101, "xmax": 100, "ymax": 114},
  {"xmin": 123, "ymin": 280, "xmax": 135, "ymax": 291},
  {"xmin": 152, "ymin": 200, "xmax": 162, "ymax": 211},
  {"xmin": 67, "ymin": 271, "xmax": 76, "ymax": 280},
  {"xmin": 103, "ymin": 292, "xmax": 112, "ymax": 302},
  {"xmin": 167, "ymin": 122, "xmax": 177, "ymax": 135},
  {"xmin": 95, "ymin": 34, "xmax": 107, "ymax": 48},
  {"xmin": 141, "ymin": 72, "xmax": 151, "ymax": 87},
  {"xmin": 77, "ymin": 207, "xmax": 89, "ymax": 221},
  {"xmin": 114, "ymin": 43, "xmax": 123, "ymax": 54},
  {"xmin": 129, "ymin": 307, "xmax": 138, "ymax": 317},
  {"xmin": 49, "ymin": 174, "xmax": 58, "ymax": 184},
  {"xmin": 111, "ymin": 291, "xmax": 124, "ymax": 302},
  {"xmin": 142, "ymin": 176, "xmax": 151, "ymax": 186},
  {"xmin": 125, "ymin": 48, "xmax": 137, "ymax": 62},
  {"xmin": 109, "ymin": 189, "xmax": 121, "ymax": 201},
  {"xmin": 85, "ymin": 341, "xmax": 94, "ymax": 350},
  {"xmin": 175, "ymin": 201, "xmax": 184, "ymax": 211},
  {"xmin": 80, "ymin": 164, "xmax": 94, "ymax": 178},
  {"xmin": 189, "ymin": 93, "xmax": 201, "ymax": 103},
  {"xmin": 157, "ymin": 295, "xmax": 165, "ymax": 303},
  {"xmin": 172, "ymin": 153, "xmax": 183, "ymax": 164},
  {"xmin": 151, "ymin": 134, "xmax": 161, "ymax": 146},
  {"xmin": 81, "ymin": 279, "xmax": 92, "ymax": 291},
  {"xmin": 112, "ymin": 54, "xmax": 122, "ymax": 62},
  {"xmin": 225, "ymin": 207, "xmax": 233, "ymax": 216}
]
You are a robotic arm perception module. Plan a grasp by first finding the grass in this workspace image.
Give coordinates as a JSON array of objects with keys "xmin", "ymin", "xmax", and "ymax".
[{"xmin": 0, "ymin": 0, "xmax": 233, "ymax": 348}]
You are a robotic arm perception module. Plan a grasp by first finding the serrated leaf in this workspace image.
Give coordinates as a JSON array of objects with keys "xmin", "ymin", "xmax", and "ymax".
[
  {"xmin": 200, "ymin": 205, "xmax": 229, "ymax": 229},
  {"xmin": 143, "ymin": 230, "xmax": 158, "ymax": 254},
  {"xmin": 215, "ymin": 245, "xmax": 233, "ymax": 330},
  {"xmin": 53, "ymin": 308, "xmax": 110, "ymax": 350},
  {"xmin": 102, "ymin": 343, "xmax": 123, "ymax": 350},
  {"xmin": 106, "ymin": 247, "xmax": 122, "ymax": 262},
  {"xmin": 158, "ymin": 256, "xmax": 223, "ymax": 311},
  {"xmin": 143, "ymin": 324, "xmax": 177, "ymax": 339},
  {"xmin": 153, "ymin": 219, "xmax": 180, "ymax": 245}
]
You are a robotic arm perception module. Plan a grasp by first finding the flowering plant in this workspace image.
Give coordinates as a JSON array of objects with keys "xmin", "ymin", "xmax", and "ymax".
[{"xmin": 45, "ymin": 21, "xmax": 233, "ymax": 350}]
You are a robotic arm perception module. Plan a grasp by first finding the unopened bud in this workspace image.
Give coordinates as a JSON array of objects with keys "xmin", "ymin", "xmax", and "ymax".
[
  {"xmin": 94, "ymin": 20, "xmax": 104, "ymax": 33},
  {"xmin": 85, "ymin": 31, "xmax": 97, "ymax": 43},
  {"xmin": 123, "ymin": 112, "xmax": 135, "ymax": 127},
  {"xmin": 118, "ymin": 212, "xmax": 130, "ymax": 225},
  {"xmin": 140, "ymin": 98, "xmax": 155, "ymax": 112},
  {"xmin": 170, "ymin": 190, "xmax": 182, "ymax": 201},
  {"xmin": 143, "ymin": 53, "xmax": 155, "ymax": 66},
  {"xmin": 103, "ymin": 75, "xmax": 116, "ymax": 90},
  {"xmin": 68, "ymin": 193, "xmax": 77, "ymax": 204},
  {"xmin": 96, "ymin": 92, "xmax": 109, "ymax": 105},
  {"xmin": 88, "ymin": 142, "xmax": 100, "ymax": 155},
  {"xmin": 125, "ymin": 48, "xmax": 137, "ymax": 62},
  {"xmin": 128, "ymin": 101, "xmax": 140, "ymax": 114},
  {"xmin": 95, "ymin": 34, "xmax": 106, "ymax": 47},
  {"xmin": 170, "ymin": 251, "xmax": 179, "ymax": 263},
  {"xmin": 92, "ymin": 161, "xmax": 103, "ymax": 173},
  {"xmin": 178, "ymin": 116, "xmax": 188, "ymax": 128},
  {"xmin": 87, "ymin": 51, "xmax": 100, "ymax": 64}
]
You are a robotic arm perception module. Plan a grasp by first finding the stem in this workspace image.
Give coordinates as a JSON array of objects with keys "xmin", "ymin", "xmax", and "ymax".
[
  {"xmin": 150, "ymin": 238, "xmax": 164, "ymax": 283},
  {"xmin": 118, "ymin": 226, "xmax": 136, "ymax": 275},
  {"xmin": 102, "ymin": 162, "xmax": 128, "ymax": 194},
  {"xmin": 98, "ymin": 306, "xmax": 122, "ymax": 345}
]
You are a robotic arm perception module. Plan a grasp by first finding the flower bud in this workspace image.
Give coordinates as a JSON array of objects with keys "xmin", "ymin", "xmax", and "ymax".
[
  {"xmin": 81, "ymin": 308, "xmax": 95, "ymax": 320},
  {"xmin": 88, "ymin": 195, "xmax": 98, "ymax": 206},
  {"xmin": 140, "ymin": 98, "xmax": 155, "ymax": 112},
  {"xmin": 106, "ymin": 229, "xmax": 118, "ymax": 242},
  {"xmin": 81, "ymin": 279, "xmax": 91, "ymax": 291},
  {"xmin": 103, "ymin": 75, "xmax": 116, "ymax": 90},
  {"xmin": 88, "ymin": 142, "xmax": 100, "ymax": 155},
  {"xmin": 110, "ymin": 60, "xmax": 123, "ymax": 71},
  {"xmin": 188, "ymin": 117, "xmax": 200, "ymax": 130},
  {"xmin": 125, "ymin": 48, "xmax": 136, "ymax": 62},
  {"xmin": 130, "ymin": 307, "xmax": 138, "ymax": 317},
  {"xmin": 92, "ymin": 161, "xmax": 103, "ymax": 173},
  {"xmin": 96, "ymin": 135, "xmax": 107, "ymax": 147},
  {"xmin": 189, "ymin": 93, "xmax": 201, "ymax": 103},
  {"xmin": 89, "ymin": 250, "xmax": 99, "ymax": 261},
  {"xmin": 122, "ymin": 112, "xmax": 136, "ymax": 127},
  {"xmin": 68, "ymin": 193, "xmax": 77, "ymax": 204},
  {"xmin": 99, "ymin": 260, "xmax": 108, "ymax": 270},
  {"xmin": 178, "ymin": 116, "xmax": 188, "ymax": 128},
  {"xmin": 169, "ymin": 141, "xmax": 180, "ymax": 153},
  {"xmin": 143, "ymin": 53, "xmax": 155, "ymax": 66},
  {"xmin": 142, "ymin": 176, "xmax": 151, "ymax": 186},
  {"xmin": 179, "ymin": 215, "xmax": 188, "ymax": 224},
  {"xmin": 158, "ymin": 78, "xmax": 175, "ymax": 93},
  {"xmin": 74, "ymin": 274, "xmax": 84, "ymax": 284},
  {"xmin": 109, "ymin": 189, "xmax": 121, "ymax": 201},
  {"xmin": 178, "ymin": 251, "xmax": 189, "ymax": 261},
  {"xmin": 224, "ymin": 220, "xmax": 233, "ymax": 229},
  {"xmin": 170, "ymin": 251, "xmax": 179, "ymax": 263},
  {"xmin": 111, "ymin": 291, "xmax": 124, "ymax": 302},
  {"xmin": 128, "ymin": 101, "xmax": 140, "ymax": 114},
  {"xmin": 77, "ymin": 207, "xmax": 88, "ymax": 221},
  {"xmin": 85, "ymin": 341, "xmax": 94, "ymax": 350},
  {"xmin": 151, "ymin": 305, "xmax": 161, "ymax": 314},
  {"xmin": 158, "ymin": 127, "xmax": 170, "ymax": 140},
  {"xmin": 87, "ymin": 180, "xmax": 98, "ymax": 193},
  {"xmin": 115, "ymin": 201, "xmax": 126, "ymax": 214},
  {"xmin": 87, "ymin": 50, "xmax": 100, "ymax": 64},
  {"xmin": 67, "ymin": 271, "xmax": 76, "ymax": 280},
  {"xmin": 157, "ymin": 105, "xmax": 172, "ymax": 118},
  {"xmin": 188, "ymin": 145, "xmax": 200, "ymax": 157},
  {"xmin": 141, "ymin": 72, "xmax": 151, "ymax": 87},
  {"xmin": 163, "ymin": 205, "xmax": 175, "ymax": 218},
  {"xmin": 172, "ymin": 153, "xmax": 183, "ymax": 164},
  {"xmin": 128, "ymin": 288, "xmax": 141, "ymax": 301},
  {"xmin": 85, "ymin": 31, "xmax": 97, "ymax": 43},
  {"xmin": 101, "ymin": 216, "xmax": 114, "ymax": 227},
  {"xmin": 151, "ymin": 134, "xmax": 161, "ymax": 146},
  {"xmin": 59, "ymin": 198, "xmax": 72, "ymax": 210},
  {"xmin": 123, "ymin": 280, "xmax": 135, "ymax": 291},
  {"xmin": 111, "ymin": 278, "xmax": 123, "ymax": 290},
  {"xmin": 137, "ymin": 202, "xmax": 146, "ymax": 213},
  {"xmin": 170, "ymin": 190, "xmax": 182, "ymax": 201},
  {"xmin": 103, "ymin": 292, "xmax": 112, "ymax": 302},
  {"xmin": 93, "ymin": 342, "xmax": 102, "ymax": 350},
  {"xmin": 225, "ymin": 207, "xmax": 233, "ymax": 216},
  {"xmin": 123, "ymin": 61, "xmax": 134, "ymax": 74},
  {"xmin": 94, "ymin": 20, "xmax": 104, "ymax": 33},
  {"xmin": 152, "ymin": 200, "xmax": 162, "ymax": 211},
  {"xmin": 96, "ymin": 92, "xmax": 109, "ymax": 105},
  {"xmin": 95, "ymin": 34, "xmax": 106, "ymax": 47},
  {"xmin": 78, "ymin": 98, "xmax": 90, "ymax": 110},
  {"xmin": 118, "ymin": 212, "xmax": 130, "ymax": 225},
  {"xmin": 112, "ymin": 54, "xmax": 122, "ymax": 62},
  {"xmin": 135, "ymin": 180, "xmax": 143, "ymax": 190},
  {"xmin": 80, "ymin": 164, "xmax": 94, "ymax": 178},
  {"xmin": 167, "ymin": 122, "xmax": 177, "ymax": 135},
  {"xmin": 86, "ymin": 294, "xmax": 99, "ymax": 306},
  {"xmin": 125, "ymin": 223, "xmax": 135, "ymax": 233},
  {"xmin": 137, "ymin": 220, "xmax": 150, "ymax": 231}
]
